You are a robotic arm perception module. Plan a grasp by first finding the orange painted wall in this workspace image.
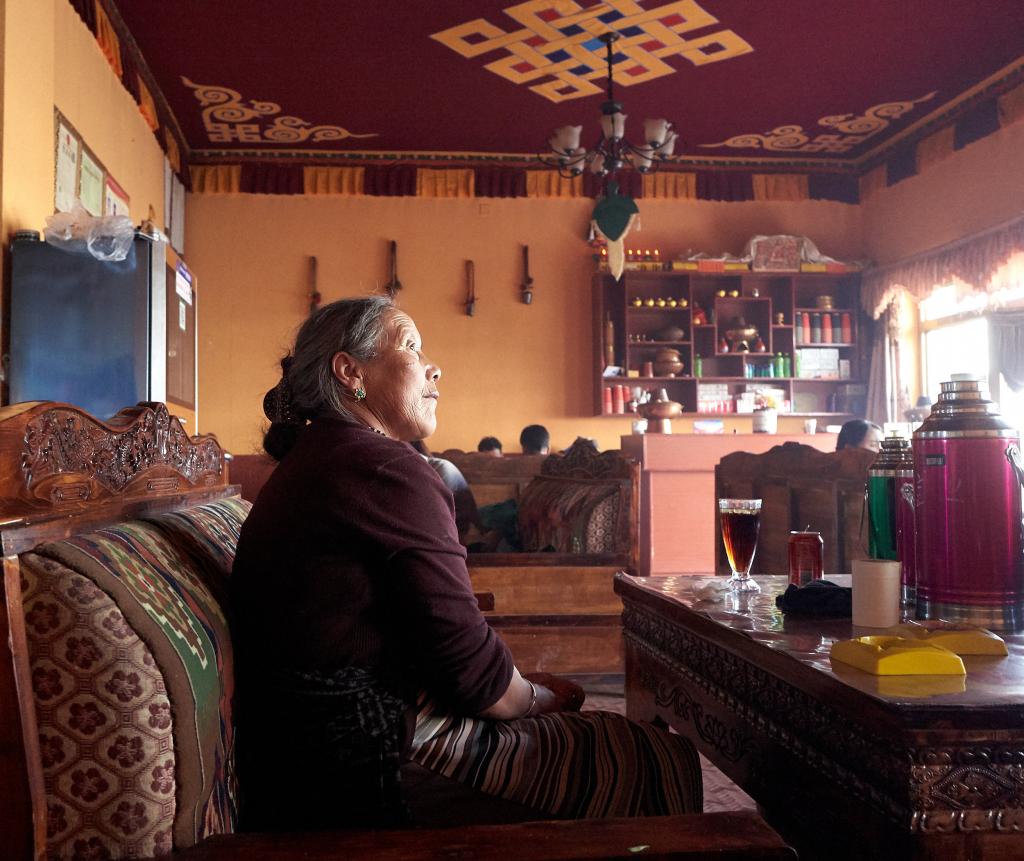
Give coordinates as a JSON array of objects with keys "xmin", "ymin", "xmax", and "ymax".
[
  {"xmin": 1, "ymin": 0, "xmax": 166, "ymax": 242},
  {"xmin": 187, "ymin": 193, "xmax": 863, "ymax": 453},
  {"xmin": 859, "ymin": 120, "xmax": 1024, "ymax": 399},
  {"xmin": 861, "ymin": 121, "xmax": 1024, "ymax": 265}
]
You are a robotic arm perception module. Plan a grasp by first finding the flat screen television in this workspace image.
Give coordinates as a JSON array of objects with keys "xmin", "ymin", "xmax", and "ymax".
[{"xmin": 9, "ymin": 234, "xmax": 151, "ymax": 420}]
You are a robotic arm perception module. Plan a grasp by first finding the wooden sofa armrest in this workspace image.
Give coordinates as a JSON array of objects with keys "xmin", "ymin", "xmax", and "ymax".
[{"xmin": 171, "ymin": 812, "xmax": 796, "ymax": 860}]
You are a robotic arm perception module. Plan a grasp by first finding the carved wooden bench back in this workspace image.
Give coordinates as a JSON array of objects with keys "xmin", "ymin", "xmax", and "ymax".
[
  {"xmin": 439, "ymin": 451, "xmax": 547, "ymax": 507},
  {"xmin": 714, "ymin": 442, "xmax": 876, "ymax": 576},
  {"xmin": 0, "ymin": 402, "xmax": 235, "ymax": 861}
]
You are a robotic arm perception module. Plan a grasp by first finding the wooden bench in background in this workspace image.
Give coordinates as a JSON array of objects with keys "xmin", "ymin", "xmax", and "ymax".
[
  {"xmin": 439, "ymin": 450, "xmax": 547, "ymax": 507},
  {"xmin": 469, "ymin": 439, "xmax": 639, "ymax": 684},
  {"xmin": 715, "ymin": 442, "xmax": 876, "ymax": 576}
]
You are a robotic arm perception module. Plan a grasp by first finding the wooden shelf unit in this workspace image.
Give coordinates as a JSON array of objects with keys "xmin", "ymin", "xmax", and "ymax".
[{"xmin": 594, "ymin": 270, "xmax": 867, "ymax": 417}]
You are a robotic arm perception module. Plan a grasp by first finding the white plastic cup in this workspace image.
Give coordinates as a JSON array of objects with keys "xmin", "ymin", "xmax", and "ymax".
[
  {"xmin": 803, "ymin": 419, "xmax": 817, "ymax": 434},
  {"xmin": 851, "ymin": 559, "xmax": 901, "ymax": 628}
]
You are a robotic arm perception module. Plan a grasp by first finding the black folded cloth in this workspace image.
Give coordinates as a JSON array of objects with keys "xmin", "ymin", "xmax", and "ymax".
[{"xmin": 775, "ymin": 579, "xmax": 852, "ymax": 617}]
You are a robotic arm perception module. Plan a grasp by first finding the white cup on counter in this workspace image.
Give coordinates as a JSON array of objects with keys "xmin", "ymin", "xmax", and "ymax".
[
  {"xmin": 803, "ymin": 418, "xmax": 817, "ymax": 434},
  {"xmin": 851, "ymin": 559, "xmax": 901, "ymax": 628}
]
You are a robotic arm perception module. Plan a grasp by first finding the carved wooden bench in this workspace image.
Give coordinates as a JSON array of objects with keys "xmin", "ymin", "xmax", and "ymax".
[
  {"xmin": 0, "ymin": 402, "xmax": 794, "ymax": 860},
  {"xmin": 469, "ymin": 439, "xmax": 639, "ymax": 682},
  {"xmin": 715, "ymin": 442, "xmax": 877, "ymax": 576},
  {"xmin": 438, "ymin": 450, "xmax": 548, "ymax": 508}
]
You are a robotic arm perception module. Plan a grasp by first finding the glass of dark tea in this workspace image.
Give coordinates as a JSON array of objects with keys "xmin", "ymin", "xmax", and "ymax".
[{"xmin": 719, "ymin": 498, "xmax": 762, "ymax": 592}]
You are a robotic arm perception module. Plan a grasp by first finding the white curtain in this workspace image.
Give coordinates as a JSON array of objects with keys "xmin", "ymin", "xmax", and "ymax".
[{"xmin": 865, "ymin": 301, "xmax": 910, "ymax": 424}]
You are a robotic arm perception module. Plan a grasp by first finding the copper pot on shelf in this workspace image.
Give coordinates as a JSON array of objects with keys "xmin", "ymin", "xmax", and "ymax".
[
  {"xmin": 639, "ymin": 388, "xmax": 683, "ymax": 433},
  {"xmin": 653, "ymin": 347, "xmax": 684, "ymax": 377},
  {"xmin": 724, "ymin": 317, "xmax": 759, "ymax": 353},
  {"xmin": 654, "ymin": 324, "xmax": 686, "ymax": 342}
]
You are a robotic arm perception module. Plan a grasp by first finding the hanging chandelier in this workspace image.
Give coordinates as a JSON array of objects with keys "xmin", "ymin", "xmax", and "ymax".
[{"xmin": 540, "ymin": 32, "xmax": 678, "ymax": 178}]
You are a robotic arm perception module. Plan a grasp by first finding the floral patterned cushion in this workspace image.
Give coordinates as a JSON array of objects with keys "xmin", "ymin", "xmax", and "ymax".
[
  {"xmin": 21, "ymin": 497, "xmax": 250, "ymax": 861},
  {"xmin": 22, "ymin": 552, "xmax": 177, "ymax": 860}
]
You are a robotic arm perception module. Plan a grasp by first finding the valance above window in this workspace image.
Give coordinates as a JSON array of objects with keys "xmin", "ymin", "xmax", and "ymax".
[{"xmin": 862, "ymin": 215, "xmax": 1024, "ymax": 318}]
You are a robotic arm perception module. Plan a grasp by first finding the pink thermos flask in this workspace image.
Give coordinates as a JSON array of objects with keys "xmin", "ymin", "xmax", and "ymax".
[{"xmin": 914, "ymin": 374, "xmax": 1024, "ymax": 630}]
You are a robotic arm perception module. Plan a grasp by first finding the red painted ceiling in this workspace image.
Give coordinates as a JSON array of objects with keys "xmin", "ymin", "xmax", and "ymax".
[{"xmin": 113, "ymin": 0, "xmax": 1024, "ymax": 168}]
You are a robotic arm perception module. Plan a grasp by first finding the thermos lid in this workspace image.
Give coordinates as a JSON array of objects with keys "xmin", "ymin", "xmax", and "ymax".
[
  {"xmin": 871, "ymin": 432, "xmax": 912, "ymax": 470},
  {"xmin": 915, "ymin": 375, "xmax": 1017, "ymax": 438}
]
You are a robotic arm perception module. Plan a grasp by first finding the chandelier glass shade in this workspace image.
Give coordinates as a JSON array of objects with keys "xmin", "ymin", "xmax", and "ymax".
[{"xmin": 540, "ymin": 33, "xmax": 677, "ymax": 178}]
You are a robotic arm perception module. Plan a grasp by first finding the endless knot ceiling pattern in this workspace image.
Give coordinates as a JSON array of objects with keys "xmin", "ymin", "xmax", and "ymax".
[{"xmin": 432, "ymin": 0, "xmax": 753, "ymax": 103}]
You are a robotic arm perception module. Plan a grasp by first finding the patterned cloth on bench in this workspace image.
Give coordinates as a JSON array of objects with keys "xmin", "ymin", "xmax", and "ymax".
[
  {"xmin": 517, "ymin": 477, "xmax": 622, "ymax": 555},
  {"xmin": 411, "ymin": 695, "xmax": 702, "ymax": 819},
  {"xmin": 21, "ymin": 497, "xmax": 249, "ymax": 860}
]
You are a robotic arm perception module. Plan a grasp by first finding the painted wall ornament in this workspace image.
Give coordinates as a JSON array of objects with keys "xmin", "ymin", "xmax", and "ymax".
[
  {"xmin": 182, "ymin": 78, "xmax": 377, "ymax": 144},
  {"xmin": 592, "ymin": 182, "xmax": 640, "ymax": 281},
  {"xmin": 700, "ymin": 92, "xmax": 936, "ymax": 154}
]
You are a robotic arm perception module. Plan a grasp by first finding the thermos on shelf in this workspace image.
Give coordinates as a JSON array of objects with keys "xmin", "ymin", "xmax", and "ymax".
[{"xmin": 913, "ymin": 374, "xmax": 1024, "ymax": 630}]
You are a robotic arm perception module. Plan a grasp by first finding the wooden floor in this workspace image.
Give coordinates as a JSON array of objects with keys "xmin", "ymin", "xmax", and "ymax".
[{"xmin": 581, "ymin": 686, "xmax": 757, "ymax": 814}]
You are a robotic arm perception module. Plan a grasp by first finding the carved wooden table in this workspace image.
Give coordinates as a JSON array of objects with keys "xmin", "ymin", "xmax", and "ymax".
[{"xmin": 616, "ymin": 573, "xmax": 1024, "ymax": 861}]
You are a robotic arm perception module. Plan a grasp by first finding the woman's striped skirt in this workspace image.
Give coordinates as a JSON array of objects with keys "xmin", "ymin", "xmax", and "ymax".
[{"xmin": 409, "ymin": 695, "xmax": 703, "ymax": 819}]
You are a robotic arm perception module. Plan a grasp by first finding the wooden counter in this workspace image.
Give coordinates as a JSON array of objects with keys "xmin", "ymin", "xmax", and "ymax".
[{"xmin": 620, "ymin": 432, "xmax": 836, "ymax": 576}]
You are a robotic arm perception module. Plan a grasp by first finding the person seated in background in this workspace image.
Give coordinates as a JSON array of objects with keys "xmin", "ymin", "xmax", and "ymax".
[
  {"xmin": 836, "ymin": 419, "xmax": 883, "ymax": 452},
  {"xmin": 232, "ymin": 296, "xmax": 702, "ymax": 831},
  {"xmin": 477, "ymin": 436, "xmax": 503, "ymax": 456},
  {"xmin": 411, "ymin": 440, "xmax": 481, "ymax": 542},
  {"xmin": 519, "ymin": 424, "xmax": 550, "ymax": 455}
]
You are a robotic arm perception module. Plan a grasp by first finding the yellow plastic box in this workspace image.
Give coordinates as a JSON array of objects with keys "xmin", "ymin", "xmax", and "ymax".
[
  {"xmin": 892, "ymin": 623, "xmax": 1008, "ymax": 656},
  {"xmin": 830, "ymin": 636, "xmax": 966, "ymax": 676}
]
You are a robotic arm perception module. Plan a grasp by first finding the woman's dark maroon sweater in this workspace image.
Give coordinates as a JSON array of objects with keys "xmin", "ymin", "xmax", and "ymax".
[{"xmin": 231, "ymin": 416, "xmax": 512, "ymax": 714}]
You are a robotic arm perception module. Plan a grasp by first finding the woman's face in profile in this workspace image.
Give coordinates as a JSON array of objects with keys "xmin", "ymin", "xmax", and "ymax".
[{"xmin": 363, "ymin": 310, "xmax": 441, "ymax": 441}]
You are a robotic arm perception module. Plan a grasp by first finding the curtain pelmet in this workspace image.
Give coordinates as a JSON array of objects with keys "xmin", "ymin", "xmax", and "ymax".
[{"xmin": 862, "ymin": 216, "xmax": 1024, "ymax": 319}]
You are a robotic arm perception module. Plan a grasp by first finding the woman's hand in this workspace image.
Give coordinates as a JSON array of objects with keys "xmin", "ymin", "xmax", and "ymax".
[
  {"xmin": 479, "ymin": 670, "xmax": 585, "ymax": 719},
  {"xmin": 525, "ymin": 672, "xmax": 586, "ymax": 713}
]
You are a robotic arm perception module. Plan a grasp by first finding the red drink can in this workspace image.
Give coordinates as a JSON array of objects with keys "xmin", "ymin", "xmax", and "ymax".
[{"xmin": 788, "ymin": 531, "xmax": 824, "ymax": 586}]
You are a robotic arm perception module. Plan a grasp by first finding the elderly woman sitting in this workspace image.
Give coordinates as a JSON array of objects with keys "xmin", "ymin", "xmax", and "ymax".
[{"xmin": 231, "ymin": 297, "xmax": 701, "ymax": 830}]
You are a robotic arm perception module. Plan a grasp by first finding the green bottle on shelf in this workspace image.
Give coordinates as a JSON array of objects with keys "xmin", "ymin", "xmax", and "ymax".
[{"xmin": 694, "ymin": 355, "xmax": 703, "ymax": 377}]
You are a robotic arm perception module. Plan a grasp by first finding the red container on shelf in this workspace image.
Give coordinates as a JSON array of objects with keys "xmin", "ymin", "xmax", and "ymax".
[
  {"xmin": 602, "ymin": 386, "xmax": 613, "ymax": 414},
  {"xmin": 788, "ymin": 531, "xmax": 824, "ymax": 586},
  {"xmin": 612, "ymin": 385, "xmax": 625, "ymax": 414},
  {"xmin": 821, "ymin": 313, "xmax": 832, "ymax": 344},
  {"xmin": 841, "ymin": 312, "xmax": 853, "ymax": 343}
]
